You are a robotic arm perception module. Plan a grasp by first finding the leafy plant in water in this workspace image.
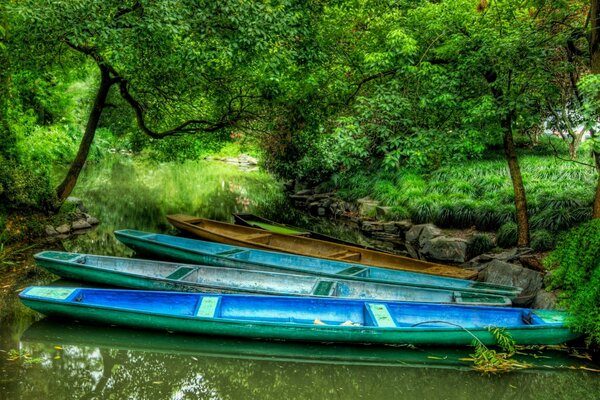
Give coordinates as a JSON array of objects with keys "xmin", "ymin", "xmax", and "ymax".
[{"xmin": 467, "ymin": 328, "xmax": 530, "ymax": 374}]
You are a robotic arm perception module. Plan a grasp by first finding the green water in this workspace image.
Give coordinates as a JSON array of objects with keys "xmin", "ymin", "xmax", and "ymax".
[{"xmin": 1, "ymin": 156, "xmax": 599, "ymax": 399}]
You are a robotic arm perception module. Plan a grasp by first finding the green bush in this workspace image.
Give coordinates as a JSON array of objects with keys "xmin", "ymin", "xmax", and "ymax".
[
  {"xmin": 0, "ymin": 157, "xmax": 56, "ymax": 213},
  {"xmin": 545, "ymin": 220, "xmax": 600, "ymax": 345},
  {"xmin": 496, "ymin": 222, "xmax": 518, "ymax": 248},
  {"xmin": 530, "ymin": 229, "xmax": 555, "ymax": 252},
  {"xmin": 467, "ymin": 233, "xmax": 495, "ymax": 259}
]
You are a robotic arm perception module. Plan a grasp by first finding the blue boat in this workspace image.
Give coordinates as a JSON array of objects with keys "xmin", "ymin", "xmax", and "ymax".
[
  {"xmin": 33, "ymin": 251, "xmax": 512, "ymax": 306},
  {"xmin": 114, "ymin": 229, "xmax": 521, "ymax": 297},
  {"xmin": 19, "ymin": 286, "xmax": 578, "ymax": 346}
]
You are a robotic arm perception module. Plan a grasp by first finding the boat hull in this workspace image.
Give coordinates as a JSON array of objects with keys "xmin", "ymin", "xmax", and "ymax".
[
  {"xmin": 168, "ymin": 214, "xmax": 477, "ymax": 279},
  {"xmin": 20, "ymin": 287, "xmax": 579, "ymax": 346},
  {"xmin": 34, "ymin": 251, "xmax": 512, "ymax": 306},
  {"xmin": 114, "ymin": 230, "xmax": 521, "ymax": 297}
]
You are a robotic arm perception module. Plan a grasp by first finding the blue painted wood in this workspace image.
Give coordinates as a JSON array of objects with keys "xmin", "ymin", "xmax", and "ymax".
[
  {"xmin": 19, "ymin": 286, "xmax": 580, "ymax": 346},
  {"xmin": 114, "ymin": 229, "xmax": 521, "ymax": 297},
  {"xmin": 33, "ymin": 251, "xmax": 512, "ymax": 306}
]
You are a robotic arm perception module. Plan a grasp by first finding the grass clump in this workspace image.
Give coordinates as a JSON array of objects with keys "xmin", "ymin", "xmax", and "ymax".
[
  {"xmin": 467, "ymin": 233, "xmax": 495, "ymax": 258},
  {"xmin": 545, "ymin": 220, "xmax": 600, "ymax": 346},
  {"xmin": 496, "ymin": 222, "xmax": 518, "ymax": 248},
  {"xmin": 530, "ymin": 229, "xmax": 555, "ymax": 252}
]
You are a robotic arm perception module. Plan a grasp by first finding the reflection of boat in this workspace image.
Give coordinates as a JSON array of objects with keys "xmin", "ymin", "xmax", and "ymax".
[
  {"xmin": 167, "ymin": 214, "xmax": 476, "ymax": 279},
  {"xmin": 21, "ymin": 319, "xmax": 589, "ymax": 370},
  {"xmin": 233, "ymin": 213, "xmax": 375, "ymax": 250},
  {"xmin": 33, "ymin": 251, "xmax": 511, "ymax": 306},
  {"xmin": 114, "ymin": 229, "xmax": 520, "ymax": 297},
  {"xmin": 19, "ymin": 286, "xmax": 579, "ymax": 346}
]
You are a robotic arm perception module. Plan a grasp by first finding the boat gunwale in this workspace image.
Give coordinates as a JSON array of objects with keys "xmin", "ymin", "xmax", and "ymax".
[{"xmin": 114, "ymin": 229, "xmax": 522, "ymax": 297}]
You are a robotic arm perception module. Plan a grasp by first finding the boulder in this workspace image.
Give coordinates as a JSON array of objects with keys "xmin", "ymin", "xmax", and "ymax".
[
  {"xmin": 85, "ymin": 215, "xmax": 100, "ymax": 225},
  {"xmin": 478, "ymin": 259, "xmax": 543, "ymax": 307},
  {"xmin": 531, "ymin": 290, "xmax": 559, "ymax": 310},
  {"xmin": 418, "ymin": 224, "xmax": 443, "ymax": 248},
  {"xmin": 394, "ymin": 220, "xmax": 413, "ymax": 232},
  {"xmin": 45, "ymin": 225, "xmax": 58, "ymax": 236},
  {"xmin": 360, "ymin": 221, "xmax": 384, "ymax": 233},
  {"xmin": 357, "ymin": 197, "xmax": 379, "ymax": 217},
  {"xmin": 55, "ymin": 224, "xmax": 71, "ymax": 234},
  {"xmin": 375, "ymin": 206, "xmax": 393, "ymax": 219},
  {"xmin": 72, "ymin": 219, "xmax": 92, "ymax": 230},
  {"xmin": 65, "ymin": 196, "xmax": 88, "ymax": 213},
  {"xmin": 421, "ymin": 236, "xmax": 469, "ymax": 263}
]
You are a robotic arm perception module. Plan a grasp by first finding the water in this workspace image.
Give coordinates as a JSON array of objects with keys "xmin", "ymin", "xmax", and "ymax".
[{"xmin": 1, "ymin": 156, "xmax": 598, "ymax": 399}]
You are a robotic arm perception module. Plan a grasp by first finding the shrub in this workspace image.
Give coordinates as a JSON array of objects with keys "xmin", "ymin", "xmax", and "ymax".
[
  {"xmin": 467, "ymin": 233, "xmax": 495, "ymax": 259},
  {"xmin": 545, "ymin": 220, "xmax": 600, "ymax": 345},
  {"xmin": 530, "ymin": 229, "xmax": 555, "ymax": 252},
  {"xmin": 496, "ymin": 222, "xmax": 518, "ymax": 248}
]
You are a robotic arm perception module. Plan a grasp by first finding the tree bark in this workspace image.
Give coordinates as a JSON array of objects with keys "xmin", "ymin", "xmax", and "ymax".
[
  {"xmin": 502, "ymin": 112, "xmax": 530, "ymax": 247},
  {"xmin": 55, "ymin": 65, "xmax": 113, "ymax": 203},
  {"xmin": 591, "ymin": 0, "xmax": 600, "ymax": 217}
]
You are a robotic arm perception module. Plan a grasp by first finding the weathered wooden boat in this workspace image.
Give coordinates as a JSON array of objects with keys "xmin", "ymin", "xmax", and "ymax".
[
  {"xmin": 114, "ymin": 229, "xmax": 521, "ymax": 297},
  {"xmin": 233, "ymin": 213, "xmax": 376, "ymax": 249},
  {"xmin": 167, "ymin": 214, "xmax": 477, "ymax": 279},
  {"xmin": 33, "ymin": 251, "xmax": 512, "ymax": 306},
  {"xmin": 20, "ymin": 286, "xmax": 579, "ymax": 346}
]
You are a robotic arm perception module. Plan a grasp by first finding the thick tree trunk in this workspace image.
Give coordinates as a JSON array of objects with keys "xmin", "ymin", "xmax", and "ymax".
[
  {"xmin": 591, "ymin": 0, "xmax": 600, "ymax": 217},
  {"xmin": 502, "ymin": 113, "xmax": 530, "ymax": 247},
  {"xmin": 55, "ymin": 65, "xmax": 112, "ymax": 203}
]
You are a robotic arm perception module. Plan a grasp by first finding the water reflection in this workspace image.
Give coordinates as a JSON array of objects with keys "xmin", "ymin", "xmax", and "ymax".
[{"xmin": 9, "ymin": 320, "xmax": 599, "ymax": 400}]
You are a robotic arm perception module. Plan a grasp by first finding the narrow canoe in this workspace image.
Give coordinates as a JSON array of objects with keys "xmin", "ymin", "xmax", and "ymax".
[
  {"xmin": 167, "ymin": 214, "xmax": 477, "ymax": 279},
  {"xmin": 34, "ymin": 251, "xmax": 512, "ymax": 306},
  {"xmin": 114, "ymin": 229, "xmax": 521, "ymax": 297},
  {"xmin": 20, "ymin": 286, "xmax": 579, "ymax": 346},
  {"xmin": 233, "ymin": 213, "xmax": 377, "ymax": 250}
]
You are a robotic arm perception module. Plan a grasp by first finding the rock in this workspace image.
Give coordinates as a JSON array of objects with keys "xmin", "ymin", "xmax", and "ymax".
[
  {"xmin": 405, "ymin": 225, "xmax": 425, "ymax": 244},
  {"xmin": 382, "ymin": 222, "xmax": 399, "ymax": 234},
  {"xmin": 394, "ymin": 220, "xmax": 413, "ymax": 232},
  {"xmin": 417, "ymin": 224, "xmax": 443, "ymax": 248},
  {"xmin": 531, "ymin": 290, "xmax": 558, "ymax": 309},
  {"xmin": 45, "ymin": 225, "xmax": 58, "ymax": 236},
  {"xmin": 519, "ymin": 254, "xmax": 545, "ymax": 272},
  {"xmin": 478, "ymin": 259, "xmax": 543, "ymax": 307},
  {"xmin": 357, "ymin": 197, "xmax": 379, "ymax": 217},
  {"xmin": 317, "ymin": 207, "xmax": 326, "ymax": 217},
  {"xmin": 360, "ymin": 221, "xmax": 384, "ymax": 233},
  {"xmin": 86, "ymin": 215, "xmax": 100, "ymax": 225},
  {"xmin": 405, "ymin": 242, "xmax": 420, "ymax": 259},
  {"xmin": 239, "ymin": 154, "xmax": 258, "ymax": 165},
  {"xmin": 66, "ymin": 196, "xmax": 88, "ymax": 213},
  {"xmin": 375, "ymin": 206, "xmax": 393, "ymax": 219},
  {"xmin": 56, "ymin": 224, "xmax": 71, "ymax": 234},
  {"xmin": 72, "ymin": 219, "xmax": 92, "ymax": 230},
  {"xmin": 421, "ymin": 236, "xmax": 469, "ymax": 263},
  {"xmin": 295, "ymin": 189, "xmax": 314, "ymax": 196}
]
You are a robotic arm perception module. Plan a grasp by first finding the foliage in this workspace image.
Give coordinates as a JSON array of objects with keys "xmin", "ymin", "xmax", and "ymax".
[
  {"xmin": 545, "ymin": 220, "xmax": 600, "ymax": 345},
  {"xmin": 496, "ymin": 222, "xmax": 518, "ymax": 248},
  {"xmin": 468, "ymin": 328, "xmax": 530, "ymax": 374},
  {"xmin": 467, "ymin": 234, "xmax": 495, "ymax": 259},
  {"xmin": 530, "ymin": 229, "xmax": 555, "ymax": 252}
]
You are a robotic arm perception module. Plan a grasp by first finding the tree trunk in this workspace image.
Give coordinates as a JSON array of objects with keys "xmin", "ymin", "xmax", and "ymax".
[
  {"xmin": 502, "ymin": 112, "xmax": 530, "ymax": 247},
  {"xmin": 592, "ymin": 0, "xmax": 600, "ymax": 217},
  {"xmin": 55, "ymin": 65, "xmax": 112, "ymax": 203}
]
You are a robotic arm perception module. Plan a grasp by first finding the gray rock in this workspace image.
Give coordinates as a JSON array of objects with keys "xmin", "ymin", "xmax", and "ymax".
[
  {"xmin": 418, "ymin": 224, "xmax": 443, "ymax": 248},
  {"xmin": 295, "ymin": 189, "xmax": 314, "ymax": 196},
  {"xmin": 360, "ymin": 221, "xmax": 384, "ymax": 233},
  {"xmin": 375, "ymin": 206, "xmax": 393, "ymax": 219},
  {"xmin": 239, "ymin": 154, "xmax": 258, "ymax": 165},
  {"xmin": 45, "ymin": 225, "xmax": 58, "ymax": 236},
  {"xmin": 66, "ymin": 196, "xmax": 88, "ymax": 213},
  {"xmin": 405, "ymin": 225, "xmax": 425, "ymax": 244},
  {"xmin": 405, "ymin": 243, "xmax": 420, "ymax": 259},
  {"xmin": 531, "ymin": 290, "xmax": 558, "ymax": 310},
  {"xmin": 317, "ymin": 207, "xmax": 326, "ymax": 217},
  {"xmin": 421, "ymin": 236, "xmax": 469, "ymax": 263},
  {"xmin": 72, "ymin": 219, "xmax": 92, "ymax": 230},
  {"xmin": 394, "ymin": 220, "xmax": 413, "ymax": 232},
  {"xmin": 357, "ymin": 197, "xmax": 379, "ymax": 217},
  {"xmin": 86, "ymin": 216, "xmax": 100, "ymax": 225},
  {"xmin": 56, "ymin": 224, "xmax": 71, "ymax": 234},
  {"xmin": 478, "ymin": 259, "xmax": 543, "ymax": 307},
  {"xmin": 382, "ymin": 222, "xmax": 399, "ymax": 234}
]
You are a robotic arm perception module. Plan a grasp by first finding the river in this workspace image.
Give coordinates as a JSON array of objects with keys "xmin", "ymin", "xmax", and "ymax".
[{"xmin": 0, "ymin": 156, "xmax": 598, "ymax": 399}]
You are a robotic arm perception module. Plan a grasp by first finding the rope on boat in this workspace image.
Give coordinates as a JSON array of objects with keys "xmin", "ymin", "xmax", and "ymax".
[{"xmin": 410, "ymin": 320, "xmax": 485, "ymax": 346}]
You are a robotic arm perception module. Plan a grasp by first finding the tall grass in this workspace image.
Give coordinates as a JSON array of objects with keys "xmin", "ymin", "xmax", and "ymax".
[{"xmin": 330, "ymin": 154, "xmax": 596, "ymax": 236}]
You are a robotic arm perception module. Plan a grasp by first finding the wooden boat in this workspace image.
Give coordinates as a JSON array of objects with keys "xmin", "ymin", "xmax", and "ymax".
[
  {"xmin": 167, "ymin": 214, "xmax": 477, "ymax": 279},
  {"xmin": 34, "ymin": 251, "xmax": 512, "ymax": 306},
  {"xmin": 114, "ymin": 229, "xmax": 521, "ymax": 297},
  {"xmin": 20, "ymin": 286, "xmax": 579, "ymax": 346},
  {"xmin": 233, "ymin": 213, "xmax": 376, "ymax": 249}
]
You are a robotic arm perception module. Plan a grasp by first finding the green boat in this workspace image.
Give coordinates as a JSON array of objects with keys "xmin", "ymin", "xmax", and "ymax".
[
  {"xmin": 20, "ymin": 286, "xmax": 580, "ymax": 346},
  {"xmin": 33, "ymin": 251, "xmax": 512, "ymax": 306}
]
